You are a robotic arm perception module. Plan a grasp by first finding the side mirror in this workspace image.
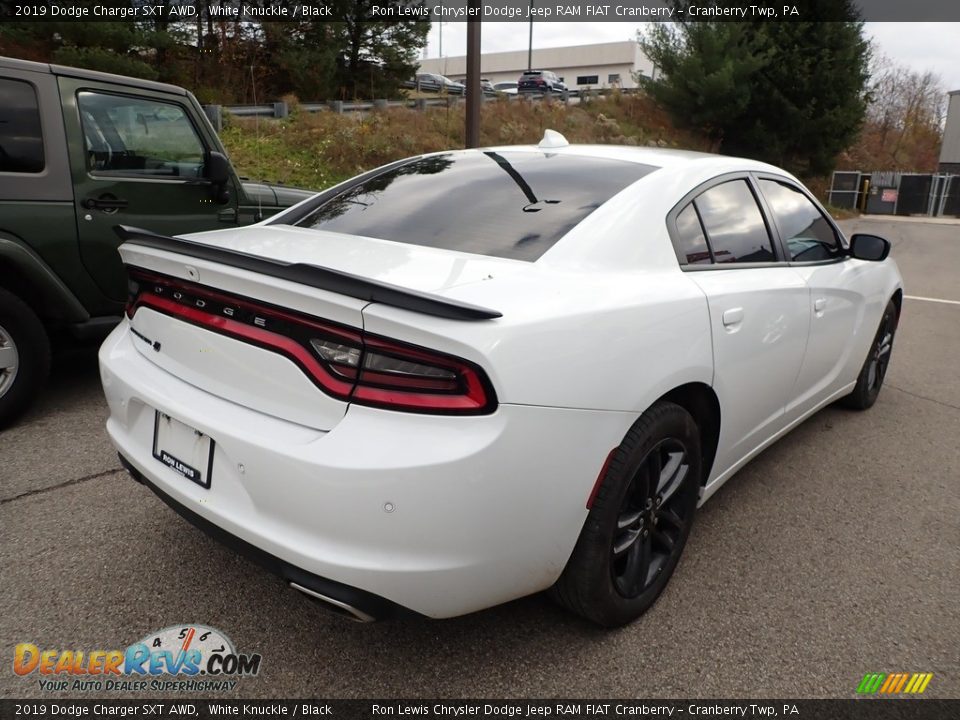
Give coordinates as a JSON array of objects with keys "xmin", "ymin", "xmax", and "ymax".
[
  {"xmin": 849, "ymin": 233, "xmax": 890, "ymax": 262},
  {"xmin": 204, "ymin": 151, "xmax": 231, "ymax": 205},
  {"xmin": 205, "ymin": 151, "xmax": 230, "ymax": 185}
]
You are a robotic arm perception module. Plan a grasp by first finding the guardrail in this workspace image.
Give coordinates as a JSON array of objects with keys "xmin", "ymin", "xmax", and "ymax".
[{"xmin": 203, "ymin": 87, "xmax": 627, "ymax": 131}]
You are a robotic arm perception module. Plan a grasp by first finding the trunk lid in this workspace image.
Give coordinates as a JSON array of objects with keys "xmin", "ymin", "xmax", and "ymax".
[
  {"xmin": 116, "ymin": 225, "xmax": 523, "ymax": 429},
  {"xmin": 171, "ymin": 224, "xmax": 527, "ymax": 293}
]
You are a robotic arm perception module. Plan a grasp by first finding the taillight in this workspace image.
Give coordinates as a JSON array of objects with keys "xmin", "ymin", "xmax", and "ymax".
[
  {"xmin": 125, "ymin": 268, "xmax": 497, "ymax": 415},
  {"xmin": 352, "ymin": 335, "xmax": 492, "ymax": 413}
]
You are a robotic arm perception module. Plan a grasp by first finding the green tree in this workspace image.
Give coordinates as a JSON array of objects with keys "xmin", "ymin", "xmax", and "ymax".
[
  {"xmin": 0, "ymin": 1, "xmax": 430, "ymax": 103},
  {"xmin": 639, "ymin": 1, "xmax": 871, "ymax": 176},
  {"xmin": 0, "ymin": 13, "xmax": 160, "ymax": 81},
  {"xmin": 328, "ymin": 1, "xmax": 430, "ymax": 99}
]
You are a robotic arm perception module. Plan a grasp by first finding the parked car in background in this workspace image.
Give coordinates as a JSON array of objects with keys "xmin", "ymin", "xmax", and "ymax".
[
  {"xmin": 101, "ymin": 131, "xmax": 902, "ymax": 626},
  {"xmin": 453, "ymin": 78, "xmax": 495, "ymax": 94},
  {"xmin": 493, "ymin": 81, "xmax": 518, "ymax": 95},
  {"xmin": 414, "ymin": 73, "xmax": 465, "ymax": 95},
  {"xmin": 518, "ymin": 70, "xmax": 567, "ymax": 94},
  {"xmin": 0, "ymin": 56, "xmax": 314, "ymax": 427}
]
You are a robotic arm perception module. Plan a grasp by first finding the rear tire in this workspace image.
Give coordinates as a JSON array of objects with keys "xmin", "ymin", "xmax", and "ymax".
[
  {"xmin": 840, "ymin": 299, "xmax": 898, "ymax": 411},
  {"xmin": 550, "ymin": 401, "xmax": 701, "ymax": 627},
  {"xmin": 0, "ymin": 287, "xmax": 51, "ymax": 428}
]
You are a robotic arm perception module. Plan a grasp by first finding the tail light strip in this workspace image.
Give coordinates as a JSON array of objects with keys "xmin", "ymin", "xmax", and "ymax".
[{"xmin": 125, "ymin": 268, "xmax": 497, "ymax": 415}]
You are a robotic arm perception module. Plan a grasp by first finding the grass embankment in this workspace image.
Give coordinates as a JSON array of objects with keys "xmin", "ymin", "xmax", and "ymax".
[{"xmin": 219, "ymin": 93, "xmax": 710, "ymax": 192}]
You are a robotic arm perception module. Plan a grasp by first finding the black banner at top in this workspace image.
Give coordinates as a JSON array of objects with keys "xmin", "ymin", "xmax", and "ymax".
[{"xmin": 1, "ymin": 0, "xmax": 959, "ymax": 22}]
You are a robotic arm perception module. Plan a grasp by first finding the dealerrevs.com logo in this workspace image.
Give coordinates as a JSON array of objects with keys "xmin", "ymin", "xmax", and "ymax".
[{"xmin": 13, "ymin": 625, "xmax": 261, "ymax": 692}]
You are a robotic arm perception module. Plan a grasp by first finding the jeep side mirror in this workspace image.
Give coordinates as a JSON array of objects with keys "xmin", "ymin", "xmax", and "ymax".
[
  {"xmin": 849, "ymin": 234, "xmax": 891, "ymax": 261},
  {"xmin": 204, "ymin": 151, "xmax": 232, "ymax": 205}
]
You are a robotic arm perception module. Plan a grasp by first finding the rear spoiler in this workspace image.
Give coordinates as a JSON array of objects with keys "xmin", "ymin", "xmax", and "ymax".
[{"xmin": 113, "ymin": 226, "xmax": 502, "ymax": 321}]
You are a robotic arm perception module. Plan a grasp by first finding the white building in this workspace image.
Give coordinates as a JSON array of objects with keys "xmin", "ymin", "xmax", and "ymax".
[{"xmin": 418, "ymin": 41, "xmax": 656, "ymax": 91}]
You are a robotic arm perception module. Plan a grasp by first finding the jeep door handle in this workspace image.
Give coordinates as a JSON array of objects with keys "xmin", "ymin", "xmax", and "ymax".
[
  {"xmin": 814, "ymin": 298, "xmax": 827, "ymax": 315},
  {"xmin": 83, "ymin": 197, "xmax": 129, "ymax": 211}
]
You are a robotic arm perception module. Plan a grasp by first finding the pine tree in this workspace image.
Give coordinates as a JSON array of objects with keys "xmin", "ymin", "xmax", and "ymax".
[{"xmin": 639, "ymin": 1, "xmax": 870, "ymax": 177}]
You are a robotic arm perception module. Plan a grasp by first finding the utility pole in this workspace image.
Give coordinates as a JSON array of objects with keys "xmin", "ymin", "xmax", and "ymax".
[
  {"xmin": 465, "ymin": 9, "xmax": 481, "ymax": 148},
  {"xmin": 527, "ymin": 2, "xmax": 534, "ymax": 70}
]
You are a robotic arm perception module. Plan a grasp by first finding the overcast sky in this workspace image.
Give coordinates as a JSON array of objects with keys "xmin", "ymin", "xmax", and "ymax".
[{"xmin": 425, "ymin": 22, "xmax": 960, "ymax": 93}]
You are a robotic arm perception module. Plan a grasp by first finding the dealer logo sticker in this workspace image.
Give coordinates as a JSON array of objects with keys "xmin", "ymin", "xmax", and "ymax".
[{"xmin": 13, "ymin": 624, "xmax": 262, "ymax": 692}]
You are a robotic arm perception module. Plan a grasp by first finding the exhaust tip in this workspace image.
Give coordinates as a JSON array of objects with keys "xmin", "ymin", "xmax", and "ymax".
[{"xmin": 290, "ymin": 582, "xmax": 377, "ymax": 623}]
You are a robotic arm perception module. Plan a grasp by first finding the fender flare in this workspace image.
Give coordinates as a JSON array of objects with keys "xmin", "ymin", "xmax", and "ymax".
[{"xmin": 0, "ymin": 233, "xmax": 89, "ymax": 323}]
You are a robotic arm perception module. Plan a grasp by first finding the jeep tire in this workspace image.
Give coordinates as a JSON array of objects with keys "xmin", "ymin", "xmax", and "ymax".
[{"xmin": 0, "ymin": 287, "xmax": 51, "ymax": 428}]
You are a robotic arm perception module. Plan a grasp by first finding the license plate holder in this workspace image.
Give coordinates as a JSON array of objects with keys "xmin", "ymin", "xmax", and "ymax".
[{"xmin": 152, "ymin": 411, "xmax": 215, "ymax": 489}]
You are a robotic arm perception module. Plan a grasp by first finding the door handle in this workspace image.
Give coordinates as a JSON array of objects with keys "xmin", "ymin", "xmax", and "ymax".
[
  {"xmin": 814, "ymin": 298, "xmax": 827, "ymax": 315},
  {"xmin": 83, "ymin": 197, "xmax": 128, "ymax": 211},
  {"xmin": 722, "ymin": 307, "xmax": 744, "ymax": 327}
]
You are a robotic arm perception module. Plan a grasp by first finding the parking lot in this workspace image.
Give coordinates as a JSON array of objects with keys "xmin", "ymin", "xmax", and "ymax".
[{"xmin": 1, "ymin": 217, "xmax": 957, "ymax": 699}]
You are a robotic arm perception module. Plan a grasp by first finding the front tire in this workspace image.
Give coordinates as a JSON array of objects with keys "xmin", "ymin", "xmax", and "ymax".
[
  {"xmin": 550, "ymin": 402, "xmax": 702, "ymax": 627},
  {"xmin": 0, "ymin": 288, "xmax": 51, "ymax": 428},
  {"xmin": 841, "ymin": 298, "xmax": 898, "ymax": 411}
]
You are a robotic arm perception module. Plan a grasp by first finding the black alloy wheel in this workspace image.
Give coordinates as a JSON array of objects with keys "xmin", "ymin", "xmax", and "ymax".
[
  {"xmin": 867, "ymin": 310, "xmax": 895, "ymax": 394},
  {"xmin": 550, "ymin": 401, "xmax": 702, "ymax": 626},
  {"xmin": 842, "ymin": 298, "xmax": 899, "ymax": 410},
  {"xmin": 612, "ymin": 438, "xmax": 693, "ymax": 598}
]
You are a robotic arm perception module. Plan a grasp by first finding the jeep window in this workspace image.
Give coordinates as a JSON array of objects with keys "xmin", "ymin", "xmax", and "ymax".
[
  {"xmin": 77, "ymin": 92, "xmax": 205, "ymax": 178},
  {"xmin": 0, "ymin": 78, "xmax": 44, "ymax": 173}
]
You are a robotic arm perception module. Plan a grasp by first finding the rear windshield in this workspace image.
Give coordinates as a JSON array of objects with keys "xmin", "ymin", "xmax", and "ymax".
[{"xmin": 291, "ymin": 151, "xmax": 656, "ymax": 261}]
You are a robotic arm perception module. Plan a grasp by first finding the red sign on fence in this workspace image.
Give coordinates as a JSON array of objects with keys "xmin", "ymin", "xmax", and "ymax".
[{"xmin": 882, "ymin": 189, "xmax": 898, "ymax": 203}]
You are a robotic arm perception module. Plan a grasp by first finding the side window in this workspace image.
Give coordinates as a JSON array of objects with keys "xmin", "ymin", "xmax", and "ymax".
[
  {"xmin": 759, "ymin": 179, "xmax": 842, "ymax": 261},
  {"xmin": 673, "ymin": 203, "xmax": 712, "ymax": 265},
  {"xmin": 694, "ymin": 180, "xmax": 775, "ymax": 264},
  {"xmin": 77, "ymin": 91, "xmax": 205, "ymax": 178},
  {"xmin": 0, "ymin": 78, "xmax": 44, "ymax": 173}
]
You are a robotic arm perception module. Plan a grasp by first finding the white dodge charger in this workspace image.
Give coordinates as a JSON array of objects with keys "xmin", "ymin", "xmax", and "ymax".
[{"xmin": 99, "ymin": 133, "xmax": 903, "ymax": 626}]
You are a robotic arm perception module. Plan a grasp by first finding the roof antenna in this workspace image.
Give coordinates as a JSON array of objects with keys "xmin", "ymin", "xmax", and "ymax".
[{"xmin": 538, "ymin": 129, "xmax": 569, "ymax": 149}]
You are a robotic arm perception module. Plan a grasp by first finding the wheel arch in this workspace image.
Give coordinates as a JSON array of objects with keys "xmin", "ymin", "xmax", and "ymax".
[
  {"xmin": 0, "ymin": 235, "xmax": 89, "ymax": 323},
  {"xmin": 891, "ymin": 287, "xmax": 903, "ymax": 325},
  {"xmin": 656, "ymin": 382, "xmax": 721, "ymax": 486}
]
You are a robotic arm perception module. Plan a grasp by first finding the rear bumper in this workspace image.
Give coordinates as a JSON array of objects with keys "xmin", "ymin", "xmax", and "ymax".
[
  {"xmin": 100, "ymin": 322, "xmax": 637, "ymax": 618},
  {"xmin": 117, "ymin": 452, "xmax": 415, "ymax": 622}
]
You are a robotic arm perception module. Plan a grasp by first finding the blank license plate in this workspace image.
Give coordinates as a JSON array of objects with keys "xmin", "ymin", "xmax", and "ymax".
[{"xmin": 152, "ymin": 411, "xmax": 215, "ymax": 488}]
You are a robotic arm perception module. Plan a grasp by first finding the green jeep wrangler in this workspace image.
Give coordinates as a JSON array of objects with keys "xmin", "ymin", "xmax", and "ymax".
[{"xmin": 0, "ymin": 57, "xmax": 314, "ymax": 427}]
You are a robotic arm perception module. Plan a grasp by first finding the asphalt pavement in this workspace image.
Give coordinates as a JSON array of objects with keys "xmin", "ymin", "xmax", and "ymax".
[{"xmin": 1, "ymin": 217, "xmax": 957, "ymax": 699}]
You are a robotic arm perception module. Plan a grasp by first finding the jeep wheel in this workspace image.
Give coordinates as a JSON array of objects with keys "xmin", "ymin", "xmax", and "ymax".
[{"xmin": 0, "ymin": 288, "xmax": 51, "ymax": 428}]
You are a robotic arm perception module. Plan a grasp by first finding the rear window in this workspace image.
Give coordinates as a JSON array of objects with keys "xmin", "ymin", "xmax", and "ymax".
[{"xmin": 292, "ymin": 152, "xmax": 656, "ymax": 261}]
